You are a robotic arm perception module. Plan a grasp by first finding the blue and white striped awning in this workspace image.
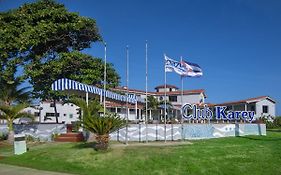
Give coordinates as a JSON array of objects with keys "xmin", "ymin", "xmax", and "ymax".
[{"xmin": 51, "ymin": 78, "xmax": 144, "ymax": 104}]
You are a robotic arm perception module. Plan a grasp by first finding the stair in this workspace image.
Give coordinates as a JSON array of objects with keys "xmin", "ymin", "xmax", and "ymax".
[{"xmin": 55, "ymin": 132, "xmax": 84, "ymax": 142}]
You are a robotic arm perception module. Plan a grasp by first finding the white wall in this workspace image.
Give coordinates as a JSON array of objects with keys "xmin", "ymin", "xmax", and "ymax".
[
  {"xmin": 174, "ymin": 93, "xmax": 204, "ymax": 105},
  {"xmin": 255, "ymin": 99, "xmax": 276, "ymax": 118},
  {"xmin": 40, "ymin": 102, "xmax": 80, "ymax": 124}
]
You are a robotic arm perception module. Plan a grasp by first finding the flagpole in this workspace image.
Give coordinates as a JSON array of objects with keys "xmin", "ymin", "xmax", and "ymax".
[
  {"xmin": 164, "ymin": 54, "xmax": 167, "ymax": 143},
  {"xmin": 145, "ymin": 40, "xmax": 148, "ymax": 143},
  {"xmin": 125, "ymin": 45, "xmax": 129, "ymax": 145},
  {"xmin": 180, "ymin": 56, "xmax": 184, "ymax": 141},
  {"xmin": 103, "ymin": 42, "xmax": 107, "ymax": 116}
]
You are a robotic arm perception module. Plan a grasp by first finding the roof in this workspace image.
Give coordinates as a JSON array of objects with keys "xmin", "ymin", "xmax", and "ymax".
[
  {"xmin": 154, "ymin": 84, "xmax": 179, "ymax": 90},
  {"xmin": 105, "ymin": 101, "xmax": 144, "ymax": 109},
  {"xmin": 155, "ymin": 89, "xmax": 206, "ymax": 97},
  {"xmin": 215, "ymin": 96, "xmax": 276, "ymax": 106},
  {"xmin": 112, "ymin": 87, "xmax": 154, "ymax": 95},
  {"xmin": 112, "ymin": 87, "xmax": 206, "ymax": 97}
]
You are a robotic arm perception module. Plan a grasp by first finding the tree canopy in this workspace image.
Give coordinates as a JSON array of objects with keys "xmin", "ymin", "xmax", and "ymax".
[
  {"xmin": 0, "ymin": 0, "xmax": 120, "ymax": 102},
  {"xmin": 26, "ymin": 51, "xmax": 120, "ymax": 100}
]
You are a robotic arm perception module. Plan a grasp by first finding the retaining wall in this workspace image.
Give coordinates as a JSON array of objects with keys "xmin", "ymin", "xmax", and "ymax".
[{"xmin": 110, "ymin": 123, "xmax": 266, "ymax": 141}]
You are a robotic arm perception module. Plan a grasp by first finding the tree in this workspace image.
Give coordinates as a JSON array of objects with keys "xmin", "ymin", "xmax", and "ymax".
[
  {"xmin": 0, "ymin": 0, "xmax": 101, "ymax": 66},
  {"xmin": 84, "ymin": 113, "xmax": 126, "ymax": 150},
  {"xmin": 0, "ymin": 0, "xmax": 119, "ymax": 123},
  {"xmin": 0, "ymin": 77, "xmax": 31, "ymax": 106},
  {"xmin": 0, "ymin": 75, "xmax": 32, "ymax": 144},
  {"xmin": 68, "ymin": 97, "xmax": 126, "ymax": 150},
  {"xmin": 0, "ymin": 0, "xmax": 102, "ymax": 103},
  {"xmin": 0, "ymin": 104, "xmax": 34, "ymax": 144},
  {"xmin": 25, "ymin": 51, "xmax": 120, "ymax": 123}
]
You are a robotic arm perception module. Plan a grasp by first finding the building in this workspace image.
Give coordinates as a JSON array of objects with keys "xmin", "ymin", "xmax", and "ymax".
[
  {"xmin": 2, "ymin": 84, "xmax": 275, "ymax": 124},
  {"xmin": 11, "ymin": 101, "xmax": 80, "ymax": 124},
  {"xmin": 216, "ymin": 96, "xmax": 276, "ymax": 119}
]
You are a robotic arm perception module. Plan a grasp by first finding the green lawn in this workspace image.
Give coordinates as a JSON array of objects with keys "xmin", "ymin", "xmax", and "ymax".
[{"xmin": 1, "ymin": 131, "xmax": 281, "ymax": 175}]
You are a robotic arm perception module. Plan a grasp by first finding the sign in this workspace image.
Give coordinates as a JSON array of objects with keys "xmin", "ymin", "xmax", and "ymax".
[{"xmin": 182, "ymin": 103, "xmax": 254, "ymax": 122}]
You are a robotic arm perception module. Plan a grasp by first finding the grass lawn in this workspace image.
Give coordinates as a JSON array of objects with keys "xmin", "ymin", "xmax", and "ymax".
[{"xmin": 0, "ymin": 131, "xmax": 281, "ymax": 175}]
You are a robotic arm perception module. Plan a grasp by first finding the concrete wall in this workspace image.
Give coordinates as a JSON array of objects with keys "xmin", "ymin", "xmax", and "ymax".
[
  {"xmin": 0, "ymin": 123, "xmax": 266, "ymax": 142},
  {"xmin": 40, "ymin": 102, "xmax": 80, "ymax": 124},
  {"xmin": 0, "ymin": 124, "xmax": 66, "ymax": 141},
  {"xmin": 175, "ymin": 93, "xmax": 203, "ymax": 105},
  {"xmin": 256, "ymin": 99, "xmax": 276, "ymax": 118},
  {"xmin": 110, "ymin": 123, "xmax": 266, "ymax": 141}
]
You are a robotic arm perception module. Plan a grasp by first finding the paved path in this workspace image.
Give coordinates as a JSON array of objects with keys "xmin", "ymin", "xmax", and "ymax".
[{"xmin": 0, "ymin": 164, "xmax": 74, "ymax": 175}]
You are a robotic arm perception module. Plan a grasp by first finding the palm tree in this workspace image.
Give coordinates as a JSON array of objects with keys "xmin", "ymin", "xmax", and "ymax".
[
  {"xmin": 0, "ymin": 77, "xmax": 32, "ymax": 144},
  {"xmin": 83, "ymin": 113, "xmax": 126, "ymax": 150},
  {"xmin": 68, "ymin": 97, "xmax": 126, "ymax": 150},
  {"xmin": 0, "ymin": 77, "xmax": 31, "ymax": 106},
  {"xmin": 0, "ymin": 103, "xmax": 34, "ymax": 144}
]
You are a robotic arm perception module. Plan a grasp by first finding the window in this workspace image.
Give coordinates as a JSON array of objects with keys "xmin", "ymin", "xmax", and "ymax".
[
  {"xmin": 50, "ymin": 103, "xmax": 55, "ymax": 107},
  {"xmin": 69, "ymin": 114, "xmax": 73, "ymax": 119},
  {"xmin": 262, "ymin": 105, "xmax": 268, "ymax": 113},
  {"xmin": 63, "ymin": 114, "xmax": 66, "ymax": 116},
  {"xmin": 250, "ymin": 105, "xmax": 256, "ymax": 112},
  {"xmin": 130, "ymin": 109, "xmax": 135, "ymax": 112},
  {"xmin": 169, "ymin": 96, "xmax": 177, "ymax": 102},
  {"xmin": 110, "ymin": 108, "xmax": 115, "ymax": 113},
  {"xmin": 117, "ymin": 108, "xmax": 121, "ymax": 113},
  {"xmin": 34, "ymin": 112, "xmax": 40, "ymax": 117}
]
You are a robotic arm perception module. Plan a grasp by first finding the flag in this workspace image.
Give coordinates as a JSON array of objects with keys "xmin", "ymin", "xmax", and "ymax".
[
  {"xmin": 164, "ymin": 55, "xmax": 187, "ymax": 75},
  {"xmin": 180, "ymin": 60, "xmax": 203, "ymax": 77}
]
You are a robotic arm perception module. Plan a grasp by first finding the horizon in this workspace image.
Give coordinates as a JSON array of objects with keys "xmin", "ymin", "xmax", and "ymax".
[{"xmin": 1, "ymin": 0, "xmax": 280, "ymax": 115}]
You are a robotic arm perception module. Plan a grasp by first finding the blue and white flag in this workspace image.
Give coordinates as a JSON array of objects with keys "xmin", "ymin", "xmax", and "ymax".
[
  {"xmin": 180, "ymin": 60, "xmax": 203, "ymax": 77},
  {"xmin": 165, "ymin": 55, "xmax": 187, "ymax": 76}
]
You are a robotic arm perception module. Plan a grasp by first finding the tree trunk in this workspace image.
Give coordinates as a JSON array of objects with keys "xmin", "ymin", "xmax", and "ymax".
[
  {"xmin": 7, "ymin": 130, "xmax": 15, "ymax": 145},
  {"xmin": 7, "ymin": 121, "xmax": 14, "ymax": 144},
  {"xmin": 95, "ymin": 134, "xmax": 110, "ymax": 150},
  {"xmin": 53, "ymin": 98, "xmax": 59, "ymax": 123}
]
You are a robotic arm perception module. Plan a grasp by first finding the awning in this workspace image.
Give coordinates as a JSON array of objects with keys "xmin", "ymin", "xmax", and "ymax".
[{"xmin": 51, "ymin": 78, "xmax": 144, "ymax": 104}]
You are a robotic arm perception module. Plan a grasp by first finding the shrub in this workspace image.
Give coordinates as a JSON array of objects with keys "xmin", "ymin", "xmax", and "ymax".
[
  {"xmin": 0, "ymin": 132, "xmax": 8, "ymax": 141},
  {"xmin": 83, "ymin": 113, "xmax": 126, "ymax": 150},
  {"xmin": 25, "ymin": 134, "xmax": 39, "ymax": 142},
  {"xmin": 273, "ymin": 117, "xmax": 281, "ymax": 128}
]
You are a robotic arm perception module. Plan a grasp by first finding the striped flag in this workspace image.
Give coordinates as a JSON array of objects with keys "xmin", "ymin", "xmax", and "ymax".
[
  {"xmin": 180, "ymin": 60, "xmax": 203, "ymax": 77},
  {"xmin": 164, "ymin": 55, "xmax": 187, "ymax": 76}
]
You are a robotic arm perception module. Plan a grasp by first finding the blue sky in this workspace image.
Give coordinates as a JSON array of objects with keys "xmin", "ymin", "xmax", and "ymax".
[{"xmin": 1, "ymin": 0, "xmax": 281, "ymax": 115}]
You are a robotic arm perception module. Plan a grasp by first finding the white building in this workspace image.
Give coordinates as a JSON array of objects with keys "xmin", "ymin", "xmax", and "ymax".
[
  {"xmin": 1, "ymin": 84, "xmax": 275, "ymax": 124},
  {"xmin": 216, "ymin": 96, "xmax": 276, "ymax": 119},
  {"xmin": 12, "ymin": 101, "xmax": 80, "ymax": 124}
]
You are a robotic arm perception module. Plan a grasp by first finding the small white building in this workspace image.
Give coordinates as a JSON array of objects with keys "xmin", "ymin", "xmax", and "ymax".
[
  {"xmin": 216, "ymin": 96, "xmax": 276, "ymax": 119},
  {"xmin": 12, "ymin": 101, "xmax": 80, "ymax": 124}
]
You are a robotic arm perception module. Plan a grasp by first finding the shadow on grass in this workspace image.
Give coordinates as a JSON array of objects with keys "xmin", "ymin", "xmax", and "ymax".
[
  {"xmin": 267, "ymin": 129, "xmax": 281, "ymax": 132},
  {"xmin": 237, "ymin": 135, "xmax": 281, "ymax": 142},
  {"xmin": 73, "ymin": 142, "xmax": 97, "ymax": 149}
]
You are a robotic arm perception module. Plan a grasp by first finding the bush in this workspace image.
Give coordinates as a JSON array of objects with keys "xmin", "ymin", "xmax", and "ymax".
[
  {"xmin": 273, "ymin": 117, "xmax": 281, "ymax": 128},
  {"xmin": 25, "ymin": 134, "xmax": 39, "ymax": 142},
  {"xmin": 83, "ymin": 113, "xmax": 126, "ymax": 150},
  {"xmin": 0, "ymin": 132, "xmax": 8, "ymax": 141},
  {"xmin": 262, "ymin": 116, "xmax": 281, "ymax": 129}
]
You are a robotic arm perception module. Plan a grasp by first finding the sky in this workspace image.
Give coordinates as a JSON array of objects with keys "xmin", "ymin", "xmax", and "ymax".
[{"xmin": 1, "ymin": 0, "xmax": 281, "ymax": 115}]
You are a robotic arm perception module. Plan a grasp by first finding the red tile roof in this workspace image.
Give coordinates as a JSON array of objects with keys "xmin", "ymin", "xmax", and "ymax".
[
  {"xmin": 112, "ymin": 87, "xmax": 206, "ymax": 97},
  {"xmin": 215, "ymin": 96, "xmax": 275, "ymax": 106},
  {"xmin": 155, "ymin": 89, "xmax": 205, "ymax": 96},
  {"xmin": 105, "ymin": 101, "xmax": 144, "ymax": 109},
  {"xmin": 155, "ymin": 84, "xmax": 179, "ymax": 90}
]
